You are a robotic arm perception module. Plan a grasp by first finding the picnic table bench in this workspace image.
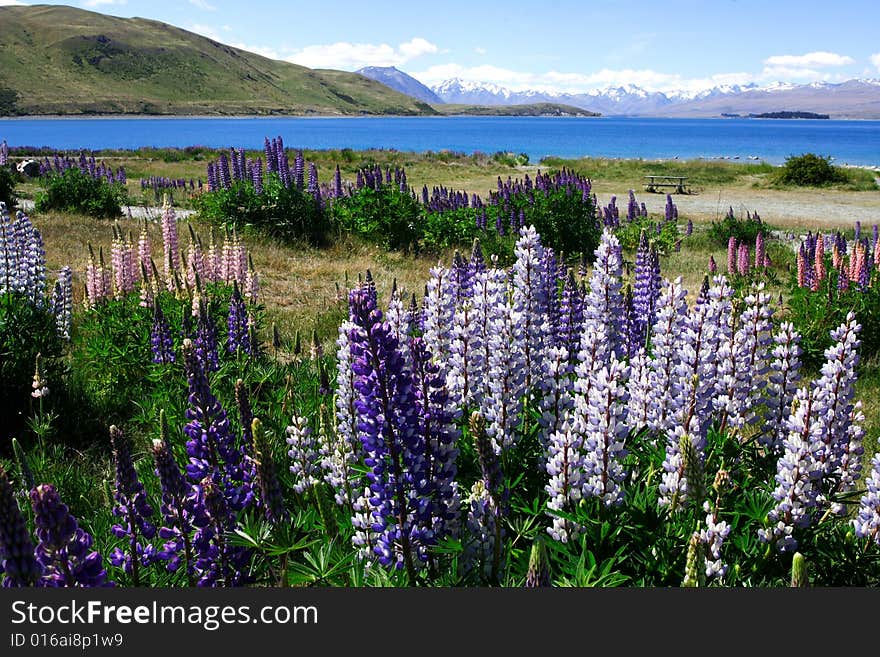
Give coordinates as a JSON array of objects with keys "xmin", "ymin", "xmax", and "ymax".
[{"xmin": 644, "ymin": 175, "xmax": 690, "ymax": 194}]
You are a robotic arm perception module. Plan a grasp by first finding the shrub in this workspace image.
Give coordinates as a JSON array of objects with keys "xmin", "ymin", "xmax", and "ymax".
[
  {"xmin": 330, "ymin": 185, "xmax": 421, "ymax": 251},
  {"xmin": 34, "ymin": 167, "xmax": 127, "ymax": 218},
  {"xmin": 786, "ymin": 271, "xmax": 880, "ymax": 370},
  {"xmin": 772, "ymin": 153, "xmax": 847, "ymax": 187},
  {"xmin": 196, "ymin": 174, "xmax": 329, "ymax": 245},
  {"xmin": 708, "ymin": 208, "xmax": 772, "ymax": 247},
  {"xmin": 0, "ymin": 165, "xmax": 17, "ymax": 208},
  {"xmin": 0, "ymin": 292, "xmax": 65, "ymax": 445},
  {"xmin": 615, "ymin": 217, "xmax": 680, "ymax": 253},
  {"xmin": 506, "ymin": 186, "xmax": 601, "ymax": 261}
]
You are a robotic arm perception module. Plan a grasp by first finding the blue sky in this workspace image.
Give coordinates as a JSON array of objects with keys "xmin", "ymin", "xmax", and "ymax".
[{"xmin": 3, "ymin": 0, "xmax": 879, "ymax": 92}]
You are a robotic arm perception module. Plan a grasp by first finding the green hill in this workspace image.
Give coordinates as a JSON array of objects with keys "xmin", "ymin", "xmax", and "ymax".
[
  {"xmin": 0, "ymin": 5, "xmax": 438, "ymax": 116},
  {"xmin": 435, "ymin": 103, "xmax": 600, "ymax": 117}
]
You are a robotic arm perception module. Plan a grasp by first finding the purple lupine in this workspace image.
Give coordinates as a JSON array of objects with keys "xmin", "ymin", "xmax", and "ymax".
[
  {"xmin": 347, "ymin": 288, "xmax": 432, "ymax": 577},
  {"xmin": 109, "ymin": 425, "xmax": 157, "ymax": 585},
  {"xmin": 0, "ymin": 464, "xmax": 41, "ymax": 587},
  {"xmin": 410, "ymin": 336, "xmax": 461, "ymax": 544},
  {"xmin": 182, "ymin": 339, "xmax": 253, "ymax": 513},
  {"xmin": 422, "ymin": 264, "xmax": 456, "ymax": 375},
  {"xmin": 150, "ymin": 303, "xmax": 175, "ymax": 364},
  {"xmin": 461, "ymin": 480, "xmax": 504, "ymax": 582},
  {"xmin": 151, "ymin": 433, "xmax": 197, "ymax": 585},
  {"xmin": 686, "ymin": 219, "xmax": 693, "ymax": 236},
  {"xmin": 193, "ymin": 298, "xmax": 220, "ymax": 372},
  {"xmin": 708, "ymin": 255, "xmax": 717, "ymax": 275},
  {"xmin": 853, "ymin": 453, "xmax": 880, "ymax": 546},
  {"xmin": 665, "ymin": 194, "xmax": 676, "ymax": 222},
  {"xmin": 31, "ymin": 484, "xmax": 111, "ymax": 588},
  {"xmin": 294, "ymin": 150, "xmax": 305, "ymax": 189},
  {"xmin": 557, "ymin": 269, "xmax": 584, "ymax": 368},
  {"xmin": 226, "ymin": 282, "xmax": 251, "ymax": 356},
  {"xmin": 631, "ymin": 231, "xmax": 659, "ymax": 353},
  {"xmin": 190, "ymin": 477, "xmax": 250, "ymax": 587}
]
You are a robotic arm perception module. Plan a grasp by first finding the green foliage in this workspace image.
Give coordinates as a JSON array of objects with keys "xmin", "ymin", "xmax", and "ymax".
[
  {"xmin": 330, "ymin": 186, "xmax": 421, "ymax": 251},
  {"xmin": 34, "ymin": 167, "xmax": 127, "ymax": 218},
  {"xmin": 491, "ymin": 151, "xmax": 530, "ymax": 167},
  {"xmin": 0, "ymin": 293, "xmax": 65, "ymax": 445},
  {"xmin": 708, "ymin": 209, "xmax": 773, "ymax": 247},
  {"xmin": 786, "ymin": 271, "xmax": 880, "ymax": 370},
  {"xmin": 772, "ymin": 153, "xmax": 847, "ymax": 187},
  {"xmin": 0, "ymin": 165, "xmax": 18, "ymax": 208},
  {"xmin": 615, "ymin": 218, "xmax": 680, "ymax": 253},
  {"xmin": 195, "ymin": 175, "xmax": 329, "ymax": 245}
]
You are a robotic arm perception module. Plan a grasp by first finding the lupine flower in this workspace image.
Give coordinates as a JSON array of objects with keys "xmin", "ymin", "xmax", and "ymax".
[
  {"xmin": 708, "ymin": 255, "xmax": 717, "ymax": 275},
  {"xmin": 151, "ymin": 431, "xmax": 197, "ymax": 584},
  {"xmin": 790, "ymin": 552, "xmax": 810, "ymax": 587},
  {"xmin": 328, "ymin": 320, "xmax": 362, "ymax": 508},
  {"xmin": 347, "ymin": 288, "xmax": 431, "ymax": 575},
  {"xmin": 512, "ymin": 225, "xmax": 550, "ymax": 393},
  {"xmin": 150, "ymin": 304, "xmax": 175, "ymax": 364},
  {"xmin": 190, "ymin": 477, "xmax": 250, "ymax": 587},
  {"xmin": 699, "ymin": 510, "xmax": 731, "ymax": 579},
  {"xmin": 226, "ymin": 282, "xmax": 251, "ymax": 356},
  {"xmin": 109, "ymin": 425, "xmax": 157, "ymax": 584},
  {"xmin": 422, "ymin": 264, "xmax": 456, "ymax": 374},
  {"xmin": 584, "ymin": 229, "xmax": 625, "ymax": 358},
  {"xmin": 31, "ymin": 352, "xmax": 49, "ymax": 399},
  {"xmin": 160, "ymin": 203, "xmax": 180, "ymax": 291},
  {"xmin": 853, "ymin": 453, "xmax": 880, "ymax": 546},
  {"xmin": 31, "ymin": 484, "xmax": 111, "ymax": 587},
  {"xmin": 681, "ymin": 532, "xmax": 706, "ymax": 587},
  {"xmin": 645, "ymin": 277, "xmax": 688, "ymax": 435},
  {"xmin": 686, "ymin": 219, "xmax": 693, "ymax": 236},
  {"xmin": 764, "ymin": 321, "xmax": 802, "ymax": 450},
  {"xmin": 760, "ymin": 386, "xmax": 824, "ymax": 552},
  {"xmin": 0, "ymin": 464, "xmax": 41, "ymax": 587},
  {"xmin": 461, "ymin": 480, "xmax": 503, "ymax": 582},
  {"xmin": 182, "ymin": 339, "xmax": 253, "ymax": 513},
  {"xmin": 755, "ymin": 231, "xmax": 765, "ymax": 269},
  {"xmin": 631, "ymin": 231, "xmax": 660, "ymax": 354},
  {"xmin": 796, "ymin": 245, "xmax": 806, "ymax": 288},
  {"xmin": 49, "ymin": 266, "xmax": 73, "ymax": 340},
  {"xmin": 250, "ymin": 418, "xmax": 288, "ymax": 523},
  {"xmin": 524, "ymin": 536, "xmax": 551, "ymax": 587},
  {"xmin": 813, "ymin": 235, "xmax": 826, "ymax": 288},
  {"xmin": 737, "ymin": 243, "xmax": 750, "ymax": 275},
  {"xmin": 727, "ymin": 237, "xmax": 737, "ymax": 274},
  {"xmin": 286, "ymin": 412, "xmax": 322, "ymax": 496}
]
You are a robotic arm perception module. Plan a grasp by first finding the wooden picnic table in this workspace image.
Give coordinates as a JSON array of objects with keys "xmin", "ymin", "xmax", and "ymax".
[{"xmin": 644, "ymin": 175, "xmax": 689, "ymax": 194}]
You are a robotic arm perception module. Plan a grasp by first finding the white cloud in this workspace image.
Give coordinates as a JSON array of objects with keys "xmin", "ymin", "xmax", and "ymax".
[
  {"xmin": 871, "ymin": 53, "xmax": 880, "ymax": 72},
  {"xmin": 188, "ymin": 23, "xmax": 223, "ymax": 41},
  {"xmin": 82, "ymin": 0, "xmax": 127, "ymax": 7},
  {"xmin": 764, "ymin": 51, "xmax": 854, "ymax": 68},
  {"xmin": 0, "ymin": 1, "xmax": 27, "ymax": 6},
  {"xmin": 474, "ymin": 47, "xmax": 487, "ymax": 55},
  {"xmin": 286, "ymin": 37, "xmax": 440, "ymax": 70},
  {"xmin": 188, "ymin": 0, "xmax": 216, "ymax": 10}
]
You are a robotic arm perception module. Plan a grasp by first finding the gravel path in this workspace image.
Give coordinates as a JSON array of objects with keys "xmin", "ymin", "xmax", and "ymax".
[{"xmin": 15, "ymin": 198, "xmax": 196, "ymax": 220}]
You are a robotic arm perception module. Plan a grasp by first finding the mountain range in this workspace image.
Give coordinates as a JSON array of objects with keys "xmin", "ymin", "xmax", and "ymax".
[{"xmin": 359, "ymin": 68, "xmax": 880, "ymax": 119}]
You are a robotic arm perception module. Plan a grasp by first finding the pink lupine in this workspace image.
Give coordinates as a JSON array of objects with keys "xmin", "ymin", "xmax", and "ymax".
[
  {"xmin": 797, "ymin": 247, "xmax": 806, "ymax": 287},
  {"xmin": 137, "ymin": 220, "xmax": 151, "ymax": 275},
  {"xmin": 813, "ymin": 235, "xmax": 825, "ymax": 285},
  {"xmin": 755, "ymin": 232, "xmax": 765, "ymax": 269},
  {"xmin": 737, "ymin": 243, "xmax": 749, "ymax": 275},
  {"xmin": 161, "ymin": 203, "xmax": 180, "ymax": 290},
  {"xmin": 727, "ymin": 237, "xmax": 737, "ymax": 274}
]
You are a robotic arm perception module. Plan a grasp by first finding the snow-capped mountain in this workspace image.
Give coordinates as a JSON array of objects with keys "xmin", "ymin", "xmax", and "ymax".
[
  {"xmin": 355, "ymin": 66, "xmax": 443, "ymax": 104},
  {"xmin": 425, "ymin": 77, "xmax": 880, "ymax": 118}
]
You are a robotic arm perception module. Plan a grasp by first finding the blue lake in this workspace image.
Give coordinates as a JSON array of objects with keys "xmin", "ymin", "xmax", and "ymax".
[{"xmin": 1, "ymin": 116, "xmax": 878, "ymax": 166}]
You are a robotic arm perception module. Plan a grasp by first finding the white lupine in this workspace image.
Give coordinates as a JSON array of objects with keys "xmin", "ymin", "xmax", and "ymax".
[
  {"xmin": 545, "ymin": 417, "xmax": 586, "ymax": 543},
  {"xmin": 700, "ymin": 510, "xmax": 731, "ymax": 579},
  {"xmin": 481, "ymin": 298, "xmax": 525, "ymax": 454},
  {"xmin": 538, "ymin": 345, "xmax": 574, "ymax": 453},
  {"xmin": 626, "ymin": 347, "xmax": 652, "ymax": 431},
  {"xmin": 584, "ymin": 228, "xmax": 625, "ymax": 359},
  {"xmin": 422, "ymin": 264, "xmax": 456, "ymax": 374},
  {"xmin": 511, "ymin": 225, "xmax": 549, "ymax": 394},
  {"xmin": 447, "ymin": 300, "xmax": 482, "ymax": 409},
  {"xmin": 646, "ymin": 277, "xmax": 688, "ymax": 435},
  {"xmin": 469, "ymin": 267, "xmax": 507, "ymax": 409},
  {"xmin": 853, "ymin": 453, "xmax": 880, "ymax": 545},
  {"xmin": 582, "ymin": 356, "xmax": 630, "ymax": 506},
  {"xmin": 764, "ymin": 321, "xmax": 803, "ymax": 450},
  {"xmin": 286, "ymin": 413, "xmax": 321, "ymax": 495}
]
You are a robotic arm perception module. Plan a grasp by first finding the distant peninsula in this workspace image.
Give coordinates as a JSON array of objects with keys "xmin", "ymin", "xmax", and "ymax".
[{"xmin": 720, "ymin": 111, "xmax": 830, "ymax": 119}]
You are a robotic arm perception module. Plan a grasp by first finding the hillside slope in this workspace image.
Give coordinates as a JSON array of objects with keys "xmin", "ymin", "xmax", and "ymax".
[{"xmin": 0, "ymin": 5, "xmax": 437, "ymax": 116}]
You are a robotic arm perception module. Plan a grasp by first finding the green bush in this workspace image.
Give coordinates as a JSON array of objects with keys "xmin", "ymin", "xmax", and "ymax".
[
  {"xmin": 330, "ymin": 185, "xmax": 421, "ymax": 251},
  {"xmin": 34, "ymin": 167, "xmax": 127, "ymax": 218},
  {"xmin": 0, "ymin": 165, "xmax": 17, "ymax": 208},
  {"xmin": 0, "ymin": 292, "xmax": 65, "ymax": 446},
  {"xmin": 772, "ymin": 153, "xmax": 847, "ymax": 187},
  {"xmin": 195, "ymin": 174, "xmax": 329, "ymax": 245},
  {"xmin": 786, "ymin": 272, "xmax": 880, "ymax": 370},
  {"xmin": 615, "ymin": 218, "xmax": 680, "ymax": 253},
  {"xmin": 708, "ymin": 208, "xmax": 773, "ymax": 247}
]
